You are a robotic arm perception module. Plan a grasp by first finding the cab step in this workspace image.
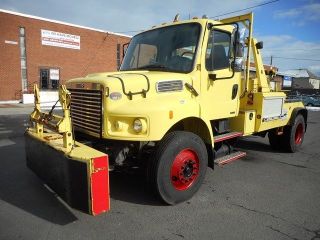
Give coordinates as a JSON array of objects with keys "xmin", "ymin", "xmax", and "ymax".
[
  {"xmin": 214, "ymin": 132, "xmax": 243, "ymax": 143},
  {"xmin": 214, "ymin": 151, "xmax": 247, "ymax": 166}
]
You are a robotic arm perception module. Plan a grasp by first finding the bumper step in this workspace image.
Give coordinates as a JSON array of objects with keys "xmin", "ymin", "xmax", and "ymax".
[
  {"xmin": 214, "ymin": 151, "xmax": 247, "ymax": 166},
  {"xmin": 214, "ymin": 132, "xmax": 243, "ymax": 143}
]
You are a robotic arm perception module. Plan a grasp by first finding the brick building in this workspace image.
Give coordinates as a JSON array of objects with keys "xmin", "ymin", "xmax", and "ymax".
[{"xmin": 0, "ymin": 9, "xmax": 130, "ymax": 101}]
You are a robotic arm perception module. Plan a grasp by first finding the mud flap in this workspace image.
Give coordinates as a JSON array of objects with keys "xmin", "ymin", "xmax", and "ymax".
[{"xmin": 25, "ymin": 132, "xmax": 110, "ymax": 215}]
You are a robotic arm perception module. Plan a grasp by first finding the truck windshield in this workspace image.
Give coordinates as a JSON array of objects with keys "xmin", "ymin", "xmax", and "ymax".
[{"xmin": 120, "ymin": 23, "xmax": 201, "ymax": 73}]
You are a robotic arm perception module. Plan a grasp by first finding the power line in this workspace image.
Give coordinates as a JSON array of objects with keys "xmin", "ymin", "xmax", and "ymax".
[
  {"xmin": 210, "ymin": 0, "xmax": 280, "ymax": 18},
  {"xmin": 264, "ymin": 48, "xmax": 320, "ymax": 51},
  {"xmin": 263, "ymin": 56, "xmax": 320, "ymax": 62}
]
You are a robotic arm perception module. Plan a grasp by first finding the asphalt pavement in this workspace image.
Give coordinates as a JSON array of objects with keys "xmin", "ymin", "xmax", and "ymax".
[{"xmin": 0, "ymin": 105, "xmax": 319, "ymax": 240}]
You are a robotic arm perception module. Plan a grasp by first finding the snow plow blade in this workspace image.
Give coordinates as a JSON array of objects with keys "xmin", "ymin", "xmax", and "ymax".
[{"xmin": 25, "ymin": 84, "xmax": 109, "ymax": 215}]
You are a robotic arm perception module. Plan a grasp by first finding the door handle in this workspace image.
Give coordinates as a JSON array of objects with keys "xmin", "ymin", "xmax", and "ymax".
[{"xmin": 232, "ymin": 84, "xmax": 238, "ymax": 100}]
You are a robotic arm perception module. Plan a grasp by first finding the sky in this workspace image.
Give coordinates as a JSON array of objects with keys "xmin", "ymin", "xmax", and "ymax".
[{"xmin": 1, "ymin": 0, "xmax": 320, "ymax": 75}]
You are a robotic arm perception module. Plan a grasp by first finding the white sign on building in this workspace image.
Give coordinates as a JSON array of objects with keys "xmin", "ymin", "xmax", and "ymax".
[
  {"xmin": 50, "ymin": 69, "xmax": 60, "ymax": 80},
  {"xmin": 41, "ymin": 29, "xmax": 80, "ymax": 50}
]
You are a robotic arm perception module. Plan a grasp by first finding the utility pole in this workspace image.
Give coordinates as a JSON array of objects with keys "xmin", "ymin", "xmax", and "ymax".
[{"xmin": 270, "ymin": 55, "xmax": 273, "ymax": 66}]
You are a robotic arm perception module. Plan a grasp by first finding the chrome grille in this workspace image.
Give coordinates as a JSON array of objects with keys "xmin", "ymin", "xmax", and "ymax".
[
  {"xmin": 156, "ymin": 80, "xmax": 183, "ymax": 93},
  {"xmin": 69, "ymin": 89, "xmax": 102, "ymax": 136}
]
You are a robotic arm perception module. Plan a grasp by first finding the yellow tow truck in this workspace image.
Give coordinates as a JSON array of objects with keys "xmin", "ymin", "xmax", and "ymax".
[{"xmin": 25, "ymin": 13, "xmax": 307, "ymax": 215}]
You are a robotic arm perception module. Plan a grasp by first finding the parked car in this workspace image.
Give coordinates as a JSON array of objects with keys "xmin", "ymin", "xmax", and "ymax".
[
  {"xmin": 301, "ymin": 95, "xmax": 320, "ymax": 107},
  {"xmin": 285, "ymin": 95, "xmax": 301, "ymax": 103}
]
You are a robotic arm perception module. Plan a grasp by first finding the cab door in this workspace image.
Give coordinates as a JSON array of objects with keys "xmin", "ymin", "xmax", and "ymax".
[{"xmin": 201, "ymin": 28, "xmax": 240, "ymax": 120}]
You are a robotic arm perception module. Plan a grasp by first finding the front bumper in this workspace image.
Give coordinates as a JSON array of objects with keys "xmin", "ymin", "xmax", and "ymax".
[{"xmin": 25, "ymin": 129, "xmax": 110, "ymax": 215}]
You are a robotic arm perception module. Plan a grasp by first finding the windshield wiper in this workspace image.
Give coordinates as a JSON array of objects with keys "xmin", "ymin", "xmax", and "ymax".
[{"xmin": 135, "ymin": 64, "xmax": 168, "ymax": 70}]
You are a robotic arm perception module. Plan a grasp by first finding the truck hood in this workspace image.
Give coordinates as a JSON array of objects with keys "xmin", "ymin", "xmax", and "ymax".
[{"xmin": 66, "ymin": 70, "xmax": 194, "ymax": 97}]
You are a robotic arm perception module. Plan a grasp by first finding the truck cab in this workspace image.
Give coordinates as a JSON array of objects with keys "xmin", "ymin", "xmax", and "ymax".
[{"xmin": 66, "ymin": 17, "xmax": 243, "ymax": 143}]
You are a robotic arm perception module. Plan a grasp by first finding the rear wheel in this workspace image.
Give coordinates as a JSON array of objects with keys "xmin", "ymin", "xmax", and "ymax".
[
  {"xmin": 282, "ymin": 114, "xmax": 306, "ymax": 152},
  {"xmin": 147, "ymin": 131, "xmax": 208, "ymax": 205}
]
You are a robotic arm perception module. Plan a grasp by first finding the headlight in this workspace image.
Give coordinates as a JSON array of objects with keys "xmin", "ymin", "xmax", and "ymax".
[{"xmin": 133, "ymin": 118, "xmax": 147, "ymax": 133}]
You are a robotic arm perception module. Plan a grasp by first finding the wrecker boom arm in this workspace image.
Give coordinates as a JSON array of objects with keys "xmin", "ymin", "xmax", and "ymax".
[
  {"xmin": 221, "ymin": 12, "xmax": 270, "ymax": 93},
  {"xmin": 29, "ymin": 84, "xmax": 74, "ymax": 151}
]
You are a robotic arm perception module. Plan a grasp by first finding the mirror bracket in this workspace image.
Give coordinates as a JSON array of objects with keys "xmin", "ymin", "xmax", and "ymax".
[{"xmin": 209, "ymin": 74, "xmax": 217, "ymax": 81}]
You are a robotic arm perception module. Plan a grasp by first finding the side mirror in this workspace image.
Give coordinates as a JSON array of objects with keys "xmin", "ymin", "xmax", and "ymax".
[
  {"xmin": 233, "ymin": 57, "xmax": 243, "ymax": 72},
  {"xmin": 209, "ymin": 73, "xmax": 217, "ymax": 81},
  {"xmin": 233, "ymin": 29, "xmax": 243, "ymax": 72}
]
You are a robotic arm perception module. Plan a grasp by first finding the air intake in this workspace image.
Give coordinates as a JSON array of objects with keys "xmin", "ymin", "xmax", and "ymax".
[{"xmin": 156, "ymin": 80, "xmax": 183, "ymax": 93}]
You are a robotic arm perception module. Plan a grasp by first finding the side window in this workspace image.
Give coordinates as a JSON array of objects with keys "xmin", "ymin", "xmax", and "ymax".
[
  {"xmin": 130, "ymin": 44, "xmax": 157, "ymax": 68},
  {"xmin": 206, "ymin": 30, "xmax": 231, "ymax": 71}
]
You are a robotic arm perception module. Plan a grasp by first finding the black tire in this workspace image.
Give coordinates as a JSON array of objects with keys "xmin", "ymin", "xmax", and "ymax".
[
  {"xmin": 282, "ymin": 114, "xmax": 306, "ymax": 152},
  {"xmin": 147, "ymin": 131, "xmax": 208, "ymax": 205},
  {"xmin": 268, "ymin": 129, "xmax": 283, "ymax": 150}
]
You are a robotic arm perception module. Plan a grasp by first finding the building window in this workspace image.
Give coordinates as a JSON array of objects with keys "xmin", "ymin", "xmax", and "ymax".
[
  {"xmin": 40, "ymin": 68, "xmax": 60, "ymax": 89},
  {"xmin": 117, "ymin": 43, "xmax": 121, "ymax": 69},
  {"xmin": 19, "ymin": 27, "xmax": 28, "ymax": 91}
]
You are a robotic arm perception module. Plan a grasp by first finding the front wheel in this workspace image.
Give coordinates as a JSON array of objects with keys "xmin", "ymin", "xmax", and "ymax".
[{"xmin": 147, "ymin": 131, "xmax": 208, "ymax": 205}]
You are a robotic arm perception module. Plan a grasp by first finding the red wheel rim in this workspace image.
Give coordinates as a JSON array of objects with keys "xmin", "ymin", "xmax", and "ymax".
[
  {"xmin": 170, "ymin": 149, "xmax": 200, "ymax": 191},
  {"xmin": 295, "ymin": 123, "xmax": 304, "ymax": 145}
]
